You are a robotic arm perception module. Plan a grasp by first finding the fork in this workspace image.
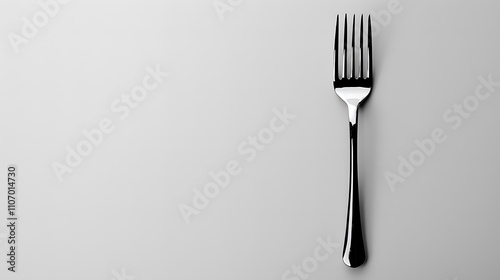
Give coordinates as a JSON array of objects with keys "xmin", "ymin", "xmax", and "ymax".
[{"xmin": 333, "ymin": 14, "xmax": 373, "ymax": 268}]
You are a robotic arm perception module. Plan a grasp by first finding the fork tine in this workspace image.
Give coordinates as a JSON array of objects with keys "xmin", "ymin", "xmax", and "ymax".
[
  {"xmin": 343, "ymin": 14, "xmax": 348, "ymax": 79},
  {"xmin": 360, "ymin": 15, "xmax": 364, "ymax": 79},
  {"xmin": 334, "ymin": 14, "xmax": 339, "ymax": 81},
  {"xmin": 368, "ymin": 15, "xmax": 373, "ymax": 79},
  {"xmin": 351, "ymin": 15, "xmax": 356, "ymax": 79}
]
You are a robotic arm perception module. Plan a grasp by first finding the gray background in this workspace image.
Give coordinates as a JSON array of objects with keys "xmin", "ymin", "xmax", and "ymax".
[{"xmin": 0, "ymin": 0, "xmax": 499, "ymax": 279}]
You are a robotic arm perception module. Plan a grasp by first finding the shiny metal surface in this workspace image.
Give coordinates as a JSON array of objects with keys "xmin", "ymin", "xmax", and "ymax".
[{"xmin": 333, "ymin": 14, "xmax": 373, "ymax": 268}]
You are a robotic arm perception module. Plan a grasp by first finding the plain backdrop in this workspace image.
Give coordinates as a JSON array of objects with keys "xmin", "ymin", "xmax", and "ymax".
[{"xmin": 0, "ymin": 0, "xmax": 499, "ymax": 279}]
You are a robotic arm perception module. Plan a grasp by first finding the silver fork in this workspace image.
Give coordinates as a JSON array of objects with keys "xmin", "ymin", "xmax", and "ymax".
[{"xmin": 333, "ymin": 14, "xmax": 373, "ymax": 268}]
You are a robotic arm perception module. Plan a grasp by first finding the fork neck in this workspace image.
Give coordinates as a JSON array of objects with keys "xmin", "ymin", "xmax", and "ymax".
[{"xmin": 347, "ymin": 104, "xmax": 358, "ymax": 126}]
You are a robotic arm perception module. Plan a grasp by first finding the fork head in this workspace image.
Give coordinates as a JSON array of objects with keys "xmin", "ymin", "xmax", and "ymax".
[{"xmin": 333, "ymin": 14, "xmax": 373, "ymax": 107}]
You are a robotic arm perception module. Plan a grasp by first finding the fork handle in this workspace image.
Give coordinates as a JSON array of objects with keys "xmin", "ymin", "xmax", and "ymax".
[{"xmin": 342, "ymin": 105, "xmax": 367, "ymax": 268}]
